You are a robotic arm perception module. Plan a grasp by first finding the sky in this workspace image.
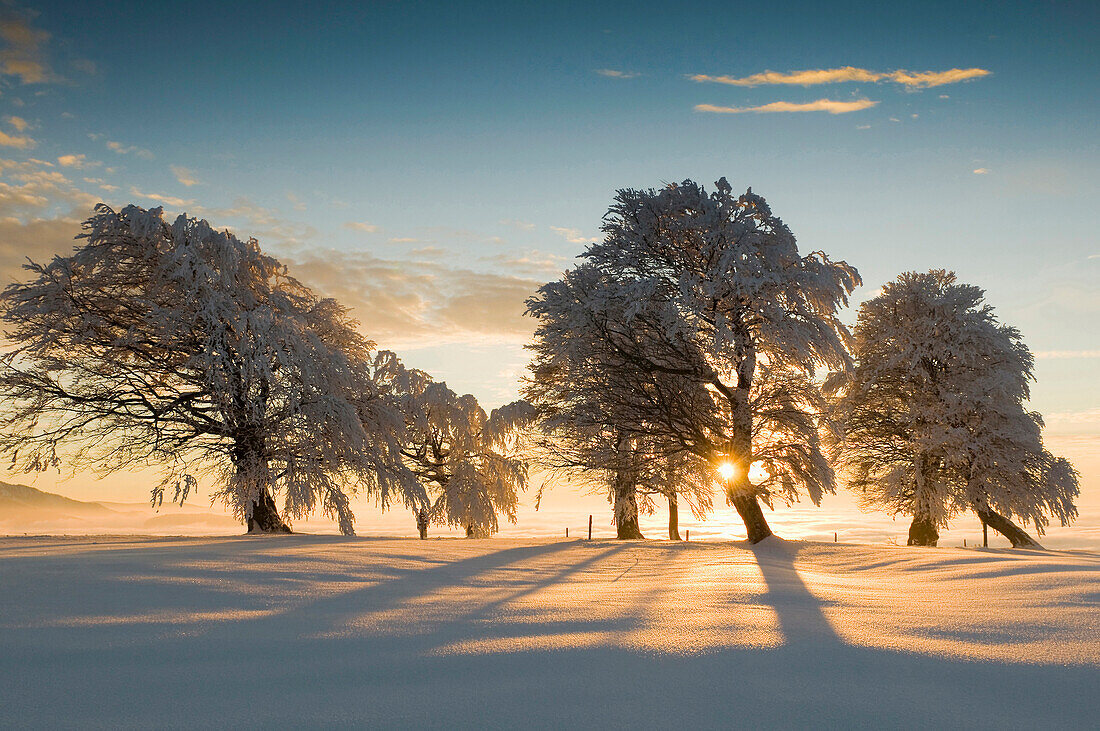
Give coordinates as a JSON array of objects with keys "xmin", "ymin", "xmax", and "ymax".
[{"xmin": 0, "ymin": 0, "xmax": 1097, "ymax": 539}]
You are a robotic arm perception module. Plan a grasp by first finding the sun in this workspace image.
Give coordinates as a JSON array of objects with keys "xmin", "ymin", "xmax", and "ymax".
[{"xmin": 716, "ymin": 461, "xmax": 736, "ymax": 481}]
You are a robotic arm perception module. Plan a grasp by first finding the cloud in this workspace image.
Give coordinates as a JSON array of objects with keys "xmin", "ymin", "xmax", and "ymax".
[
  {"xmin": 389, "ymin": 237, "xmax": 421, "ymax": 243},
  {"xmin": 690, "ymin": 67, "xmax": 990, "ymax": 89},
  {"xmin": 1034, "ymin": 350, "xmax": 1100, "ymax": 360},
  {"xmin": 0, "ymin": 215, "xmax": 83, "ymax": 284},
  {"xmin": 194, "ymin": 197, "xmax": 318, "ymax": 250},
  {"xmin": 480, "ymin": 250, "xmax": 570, "ymax": 277},
  {"xmin": 500, "ymin": 218, "xmax": 535, "ymax": 231},
  {"xmin": 129, "ymin": 186, "xmax": 193, "ymax": 208},
  {"xmin": 595, "ymin": 68, "xmax": 639, "ymax": 79},
  {"xmin": 5, "ymin": 115, "xmax": 29, "ymax": 132},
  {"xmin": 1045, "ymin": 407, "xmax": 1100, "ymax": 424},
  {"xmin": 0, "ymin": 9, "xmax": 55, "ymax": 84},
  {"xmin": 0, "ymin": 129, "xmax": 35, "ymax": 148},
  {"xmin": 344, "ymin": 221, "xmax": 380, "ymax": 233},
  {"xmin": 285, "ymin": 192, "xmax": 305, "ymax": 211},
  {"xmin": 57, "ymin": 154, "xmax": 90, "ymax": 168},
  {"xmin": 972, "ymin": 168, "xmax": 989, "ymax": 174},
  {"xmin": 0, "ymin": 158, "xmax": 97, "ymax": 219},
  {"xmin": 286, "ymin": 249, "xmax": 539, "ymax": 349},
  {"xmin": 170, "ymin": 165, "xmax": 200, "ymax": 187},
  {"xmin": 106, "ymin": 141, "xmax": 154, "ymax": 159},
  {"xmin": 695, "ymin": 99, "xmax": 878, "ymax": 115},
  {"xmin": 550, "ymin": 225, "xmax": 600, "ymax": 244}
]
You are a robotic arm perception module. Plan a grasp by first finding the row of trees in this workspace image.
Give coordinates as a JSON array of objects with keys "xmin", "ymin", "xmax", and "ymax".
[
  {"xmin": 523, "ymin": 179, "xmax": 1078, "ymax": 547},
  {"xmin": 0, "ymin": 185, "xmax": 1080, "ymax": 546},
  {"xmin": 0, "ymin": 205, "xmax": 532, "ymax": 538}
]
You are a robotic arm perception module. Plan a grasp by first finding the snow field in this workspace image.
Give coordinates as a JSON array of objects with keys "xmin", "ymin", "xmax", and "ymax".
[{"xmin": 0, "ymin": 536, "xmax": 1097, "ymax": 728}]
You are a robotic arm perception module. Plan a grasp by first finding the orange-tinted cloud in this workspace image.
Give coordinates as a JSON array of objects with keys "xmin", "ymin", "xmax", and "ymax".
[
  {"xmin": 695, "ymin": 99, "xmax": 878, "ymax": 114},
  {"xmin": 691, "ymin": 67, "xmax": 990, "ymax": 89}
]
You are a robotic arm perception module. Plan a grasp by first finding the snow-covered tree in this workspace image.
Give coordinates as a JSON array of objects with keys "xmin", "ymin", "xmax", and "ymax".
[
  {"xmin": 526, "ymin": 180, "xmax": 859, "ymax": 542},
  {"xmin": 0, "ymin": 204, "xmax": 422, "ymax": 534},
  {"xmin": 827, "ymin": 270, "xmax": 1079, "ymax": 546},
  {"xmin": 388, "ymin": 358, "xmax": 534, "ymax": 538}
]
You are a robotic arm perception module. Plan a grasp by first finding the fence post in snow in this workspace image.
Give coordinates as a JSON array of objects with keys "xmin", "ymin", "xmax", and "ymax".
[{"xmin": 588, "ymin": 515, "xmax": 592, "ymax": 540}]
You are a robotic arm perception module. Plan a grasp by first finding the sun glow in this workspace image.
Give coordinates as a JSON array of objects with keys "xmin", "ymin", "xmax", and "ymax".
[{"xmin": 716, "ymin": 460, "xmax": 770, "ymax": 485}]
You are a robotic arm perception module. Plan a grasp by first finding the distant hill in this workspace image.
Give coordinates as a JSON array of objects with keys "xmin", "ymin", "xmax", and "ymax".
[
  {"xmin": 0, "ymin": 482, "xmax": 118, "ymax": 522},
  {"xmin": 0, "ymin": 481, "xmax": 243, "ymax": 535}
]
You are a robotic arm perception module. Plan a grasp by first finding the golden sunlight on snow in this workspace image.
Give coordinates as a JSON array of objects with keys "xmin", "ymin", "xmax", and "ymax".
[{"xmin": 3, "ymin": 536, "xmax": 1096, "ymax": 666}]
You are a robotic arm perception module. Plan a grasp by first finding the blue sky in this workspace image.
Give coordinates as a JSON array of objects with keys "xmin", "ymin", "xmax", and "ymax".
[{"xmin": 0, "ymin": 0, "xmax": 1097, "ymax": 521}]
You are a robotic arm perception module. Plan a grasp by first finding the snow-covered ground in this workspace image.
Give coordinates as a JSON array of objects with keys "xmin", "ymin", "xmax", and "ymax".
[{"xmin": 1, "ymin": 536, "xmax": 1097, "ymax": 728}]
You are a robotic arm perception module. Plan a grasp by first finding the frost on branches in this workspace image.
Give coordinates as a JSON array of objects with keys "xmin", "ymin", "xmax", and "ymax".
[
  {"xmin": 0, "ymin": 204, "xmax": 422, "ymax": 534},
  {"xmin": 526, "ymin": 179, "xmax": 859, "ymax": 542},
  {"xmin": 826, "ymin": 270, "xmax": 1079, "ymax": 546},
  {"xmin": 383, "ymin": 354, "xmax": 534, "ymax": 538}
]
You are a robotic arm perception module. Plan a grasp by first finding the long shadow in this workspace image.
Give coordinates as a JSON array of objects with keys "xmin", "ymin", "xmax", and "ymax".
[
  {"xmin": 750, "ymin": 538, "xmax": 840, "ymax": 647},
  {"xmin": 5, "ymin": 539, "xmax": 1100, "ymax": 729}
]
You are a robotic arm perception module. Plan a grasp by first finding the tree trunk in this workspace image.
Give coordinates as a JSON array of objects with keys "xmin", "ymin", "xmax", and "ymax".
[
  {"xmin": 723, "ymin": 369, "xmax": 772, "ymax": 544},
  {"xmin": 614, "ymin": 482, "xmax": 644, "ymax": 539},
  {"xmin": 668, "ymin": 494, "xmax": 681, "ymax": 541},
  {"xmin": 416, "ymin": 508, "xmax": 429, "ymax": 540},
  {"xmin": 730, "ymin": 491, "xmax": 772, "ymax": 543},
  {"xmin": 907, "ymin": 514, "xmax": 938, "ymax": 546},
  {"xmin": 974, "ymin": 505, "xmax": 1042, "ymax": 548},
  {"xmin": 247, "ymin": 490, "xmax": 291, "ymax": 534}
]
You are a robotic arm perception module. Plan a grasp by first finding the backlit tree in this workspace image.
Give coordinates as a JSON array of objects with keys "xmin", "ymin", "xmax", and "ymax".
[
  {"xmin": 827, "ymin": 270, "xmax": 1078, "ymax": 546},
  {"xmin": 0, "ymin": 204, "xmax": 422, "ymax": 534}
]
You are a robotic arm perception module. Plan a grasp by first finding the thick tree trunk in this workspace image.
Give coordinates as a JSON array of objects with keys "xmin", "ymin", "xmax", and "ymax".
[
  {"xmin": 730, "ymin": 491, "xmax": 772, "ymax": 544},
  {"xmin": 974, "ymin": 505, "xmax": 1042, "ymax": 548},
  {"xmin": 247, "ymin": 490, "xmax": 291, "ymax": 534},
  {"xmin": 723, "ymin": 366, "xmax": 772, "ymax": 544},
  {"xmin": 416, "ymin": 508, "xmax": 429, "ymax": 540},
  {"xmin": 235, "ymin": 431, "xmax": 290, "ymax": 534},
  {"xmin": 907, "ymin": 514, "xmax": 938, "ymax": 546},
  {"xmin": 614, "ymin": 482, "xmax": 644, "ymax": 539},
  {"xmin": 668, "ymin": 494, "xmax": 682, "ymax": 541}
]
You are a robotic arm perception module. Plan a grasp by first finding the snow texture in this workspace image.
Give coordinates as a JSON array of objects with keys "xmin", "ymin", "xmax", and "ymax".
[{"xmin": 1, "ymin": 536, "xmax": 1097, "ymax": 728}]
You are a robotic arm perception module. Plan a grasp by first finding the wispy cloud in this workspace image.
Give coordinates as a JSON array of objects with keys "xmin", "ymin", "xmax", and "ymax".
[
  {"xmin": 595, "ymin": 68, "xmax": 639, "ymax": 79},
  {"xmin": 972, "ymin": 168, "xmax": 989, "ymax": 174},
  {"xmin": 1045, "ymin": 407, "xmax": 1100, "ymax": 424},
  {"xmin": 691, "ymin": 67, "xmax": 990, "ymax": 89},
  {"xmin": 0, "ymin": 157, "xmax": 96, "ymax": 220},
  {"xmin": 287, "ymin": 249, "xmax": 540, "ymax": 350},
  {"xmin": 129, "ymin": 186, "xmax": 193, "ymax": 208},
  {"xmin": 695, "ymin": 99, "xmax": 878, "ymax": 115},
  {"xmin": 171, "ymin": 165, "xmax": 200, "ymax": 187},
  {"xmin": 106, "ymin": 141, "xmax": 154, "ymax": 159},
  {"xmin": 480, "ymin": 250, "xmax": 570, "ymax": 277},
  {"xmin": 344, "ymin": 221, "xmax": 379, "ymax": 233},
  {"xmin": 500, "ymin": 218, "xmax": 535, "ymax": 231},
  {"xmin": 550, "ymin": 225, "xmax": 599, "ymax": 244},
  {"xmin": 5, "ymin": 115, "xmax": 29, "ymax": 132}
]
